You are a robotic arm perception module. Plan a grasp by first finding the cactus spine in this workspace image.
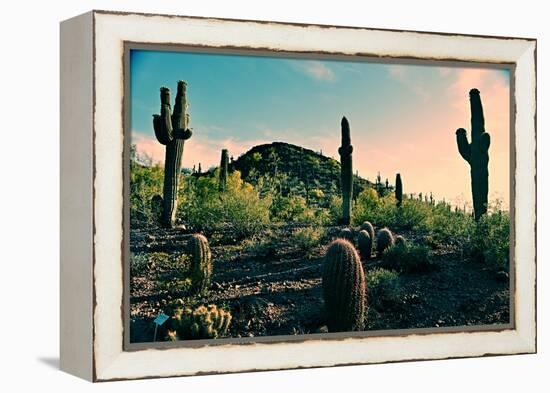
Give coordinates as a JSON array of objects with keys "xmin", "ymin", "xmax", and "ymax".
[
  {"xmin": 376, "ymin": 228, "xmax": 395, "ymax": 256},
  {"xmin": 219, "ymin": 149, "xmax": 229, "ymax": 191},
  {"xmin": 357, "ymin": 230, "xmax": 372, "ymax": 260},
  {"xmin": 188, "ymin": 234, "xmax": 212, "ymax": 295},
  {"xmin": 395, "ymin": 173, "xmax": 403, "ymax": 207},
  {"xmin": 338, "ymin": 117, "xmax": 353, "ymax": 225},
  {"xmin": 455, "ymin": 88, "xmax": 490, "ymax": 221},
  {"xmin": 322, "ymin": 239, "xmax": 366, "ymax": 332},
  {"xmin": 152, "ymin": 81, "xmax": 193, "ymax": 227}
]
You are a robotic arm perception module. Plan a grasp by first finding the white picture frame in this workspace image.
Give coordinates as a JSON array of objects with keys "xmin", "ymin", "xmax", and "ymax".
[{"xmin": 60, "ymin": 10, "xmax": 536, "ymax": 382}]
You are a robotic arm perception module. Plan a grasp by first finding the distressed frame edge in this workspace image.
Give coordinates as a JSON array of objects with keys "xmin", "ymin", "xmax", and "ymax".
[
  {"xmin": 59, "ymin": 10, "xmax": 95, "ymax": 382},
  {"xmin": 90, "ymin": 11, "xmax": 537, "ymax": 382}
]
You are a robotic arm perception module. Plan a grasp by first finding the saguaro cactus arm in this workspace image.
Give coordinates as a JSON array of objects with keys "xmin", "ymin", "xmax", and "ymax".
[
  {"xmin": 172, "ymin": 81, "xmax": 193, "ymax": 140},
  {"xmin": 455, "ymin": 128, "xmax": 471, "ymax": 162}
]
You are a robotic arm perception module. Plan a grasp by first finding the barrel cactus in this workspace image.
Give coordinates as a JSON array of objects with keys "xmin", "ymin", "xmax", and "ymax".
[
  {"xmin": 322, "ymin": 239, "xmax": 366, "ymax": 332},
  {"xmin": 188, "ymin": 234, "xmax": 212, "ymax": 295},
  {"xmin": 168, "ymin": 304, "xmax": 232, "ymax": 340},
  {"xmin": 360, "ymin": 221, "xmax": 375, "ymax": 244},
  {"xmin": 455, "ymin": 88, "xmax": 490, "ymax": 221},
  {"xmin": 395, "ymin": 173, "xmax": 403, "ymax": 207},
  {"xmin": 338, "ymin": 116, "xmax": 353, "ymax": 225},
  {"xmin": 338, "ymin": 228, "xmax": 354, "ymax": 243},
  {"xmin": 152, "ymin": 81, "xmax": 193, "ymax": 227},
  {"xmin": 394, "ymin": 235, "xmax": 407, "ymax": 247},
  {"xmin": 357, "ymin": 230, "xmax": 372, "ymax": 260},
  {"xmin": 376, "ymin": 228, "xmax": 394, "ymax": 256},
  {"xmin": 219, "ymin": 148, "xmax": 229, "ymax": 191}
]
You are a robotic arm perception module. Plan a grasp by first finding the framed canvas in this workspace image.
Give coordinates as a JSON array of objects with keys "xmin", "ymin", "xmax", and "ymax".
[{"xmin": 60, "ymin": 10, "xmax": 537, "ymax": 382}]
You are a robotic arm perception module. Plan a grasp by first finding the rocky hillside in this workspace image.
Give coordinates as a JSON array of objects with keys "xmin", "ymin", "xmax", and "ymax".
[{"xmin": 228, "ymin": 142, "xmax": 374, "ymax": 199}]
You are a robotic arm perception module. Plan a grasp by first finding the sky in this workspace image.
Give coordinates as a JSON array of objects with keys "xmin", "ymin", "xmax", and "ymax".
[{"xmin": 130, "ymin": 49, "xmax": 510, "ymax": 209}]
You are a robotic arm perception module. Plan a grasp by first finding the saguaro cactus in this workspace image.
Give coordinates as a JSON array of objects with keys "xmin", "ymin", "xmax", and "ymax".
[
  {"xmin": 338, "ymin": 117, "xmax": 353, "ymax": 225},
  {"xmin": 455, "ymin": 88, "xmax": 490, "ymax": 221},
  {"xmin": 219, "ymin": 149, "xmax": 229, "ymax": 191},
  {"xmin": 322, "ymin": 239, "xmax": 366, "ymax": 332},
  {"xmin": 395, "ymin": 173, "xmax": 403, "ymax": 207},
  {"xmin": 152, "ymin": 81, "xmax": 193, "ymax": 227}
]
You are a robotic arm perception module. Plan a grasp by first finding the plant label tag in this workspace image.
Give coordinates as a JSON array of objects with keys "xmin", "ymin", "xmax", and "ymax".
[{"xmin": 154, "ymin": 313, "xmax": 169, "ymax": 326}]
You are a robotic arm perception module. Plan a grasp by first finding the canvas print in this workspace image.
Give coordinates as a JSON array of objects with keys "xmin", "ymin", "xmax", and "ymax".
[{"xmin": 128, "ymin": 49, "xmax": 511, "ymax": 344}]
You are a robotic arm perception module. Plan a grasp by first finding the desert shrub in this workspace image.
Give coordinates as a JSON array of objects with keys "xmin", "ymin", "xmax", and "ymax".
[
  {"xmin": 270, "ymin": 195, "xmax": 311, "ymax": 222},
  {"xmin": 241, "ymin": 231, "xmax": 278, "ymax": 257},
  {"xmin": 424, "ymin": 203, "xmax": 474, "ymax": 247},
  {"xmin": 167, "ymin": 304, "xmax": 232, "ymax": 340},
  {"xmin": 293, "ymin": 226, "xmax": 325, "ymax": 257},
  {"xmin": 365, "ymin": 268, "xmax": 401, "ymax": 308},
  {"xmin": 382, "ymin": 241, "xmax": 434, "ymax": 273},
  {"xmin": 468, "ymin": 207, "xmax": 510, "ymax": 271},
  {"xmin": 328, "ymin": 195, "xmax": 343, "ymax": 224},
  {"xmin": 129, "ymin": 253, "xmax": 151, "ymax": 275},
  {"xmin": 393, "ymin": 199, "xmax": 431, "ymax": 230},
  {"xmin": 129, "ymin": 154, "xmax": 165, "ymax": 227},
  {"xmin": 178, "ymin": 170, "xmax": 271, "ymax": 237},
  {"xmin": 156, "ymin": 277, "xmax": 193, "ymax": 293}
]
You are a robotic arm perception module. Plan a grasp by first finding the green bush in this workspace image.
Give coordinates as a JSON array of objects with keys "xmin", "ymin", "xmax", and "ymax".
[
  {"xmin": 177, "ymin": 170, "xmax": 271, "ymax": 237},
  {"xmin": 365, "ymin": 268, "xmax": 401, "ymax": 309},
  {"xmin": 469, "ymin": 208, "xmax": 510, "ymax": 271},
  {"xmin": 129, "ymin": 152, "xmax": 165, "ymax": 227},
  {"xmin": 382, "ymin": 241, "xmax": 434, "ymax": 273},
  {"xmin": 292, "ymin": 226, "xmax": 325, "ymax": 257}
]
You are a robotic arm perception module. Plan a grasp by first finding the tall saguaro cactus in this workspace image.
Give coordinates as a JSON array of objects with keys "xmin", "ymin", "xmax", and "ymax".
[
  {"xmin": 455, "ymin": 88, "xmax": 490, "ymax": 221},
  {"xmin": 395, "ymin": 173, "xmax": 403, "ymax": 207},
  {"xmin": 338, "ymin": 116, "xmax": 353, "ymax": 225},
  {"xmin": 219, "ymin": 149, "xmax": 229, "ymax": 191},
  {"xmin": 153, "ymin": 81, "xmax": 193, "ymax": 228}
]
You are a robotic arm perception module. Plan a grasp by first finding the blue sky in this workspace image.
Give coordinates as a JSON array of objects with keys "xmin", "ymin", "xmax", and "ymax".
[{"xmin": 130, "ymin": 49, "xmax": 510, "ymax": 208}]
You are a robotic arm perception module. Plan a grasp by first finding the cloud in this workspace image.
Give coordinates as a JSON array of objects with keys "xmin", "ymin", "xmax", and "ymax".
[
  {"xmin": 292, "ymin": 61, "xmax": 335, "ymax": 81},
  {"xmin": 387, "ymin": 65, "xmax": 430, "ymax": 102}
]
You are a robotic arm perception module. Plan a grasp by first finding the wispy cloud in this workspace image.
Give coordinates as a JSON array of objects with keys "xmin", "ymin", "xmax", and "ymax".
[
  {"xmin": 291, "ymin": 60, "xmax": 335, "ymax": 82},
  {"xmin": 387, "ymin": 65, "xmax": 430, "ymax": 102}
]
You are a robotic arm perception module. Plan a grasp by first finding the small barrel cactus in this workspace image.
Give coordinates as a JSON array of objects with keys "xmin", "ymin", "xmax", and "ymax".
[
  {"xmin": 168, "ymin": 304, "xmax": 232, "ymax": 340},
  {"xmin": 376, "ymin": 228, "xmax": 395, "ymax": 256},
  {"xmin": 359, "ymin": 221, "xmax": 375, "ymax": 245},
  {"xmin": 394, "ymin": 235, "xmax": 407, "ymax": 247},
  {"xmin": 357, "ymin": 230, "xmax": 372, "ymax": 260},
  {"xmin": 337, "ymin": 228, "xmax": 354, "ymax": 243},
  {"xmin": 322, "ymin": 239, "xmax": 367, "ymax": 332},
  {"xmin": 188, "ymin": 234, "xmax": 212, "ymax": 295}
]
